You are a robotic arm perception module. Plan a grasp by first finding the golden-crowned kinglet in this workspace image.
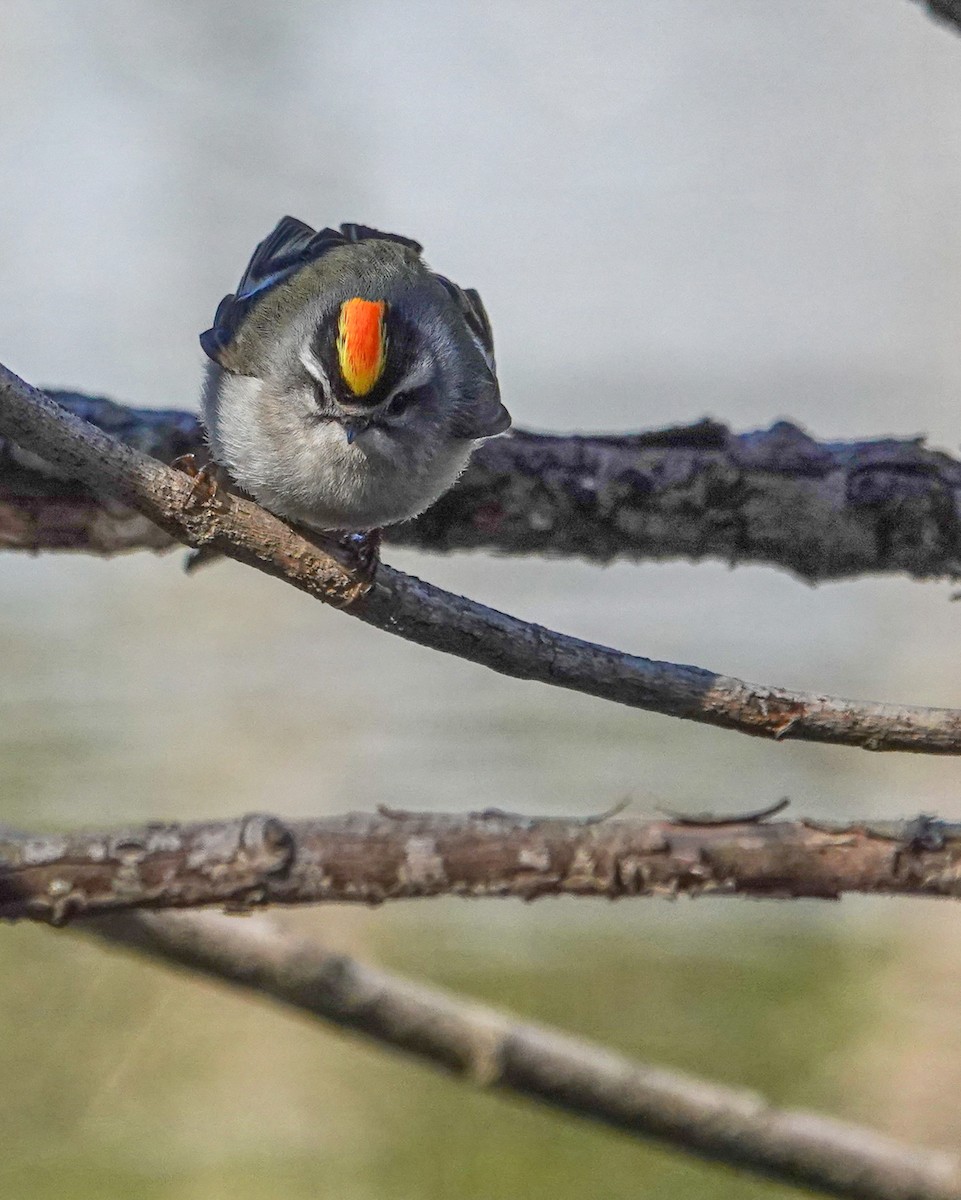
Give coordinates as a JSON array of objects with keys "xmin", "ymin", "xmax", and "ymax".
[{"xmin": 199, "ymin": 218, "xmax": 511, "ymax": 533}]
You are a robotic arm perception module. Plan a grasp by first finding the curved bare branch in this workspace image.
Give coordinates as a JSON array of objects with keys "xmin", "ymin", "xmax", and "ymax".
[
  {"xmin": 3, "ymin": 364, "xmax": 961, "ymax": 753},
  {"xmin": 83, "ymin": 909, "xmax": 961, "ymax": 1200},
  {"xmin": 5, "ymin": 391, "xmax": 961, "ymax": 585}
]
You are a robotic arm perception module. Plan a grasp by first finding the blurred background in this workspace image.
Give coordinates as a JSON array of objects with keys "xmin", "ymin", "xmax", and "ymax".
[{"xmin": 1, "ymin": 1, "xmax": 961, "ymax": 1196}]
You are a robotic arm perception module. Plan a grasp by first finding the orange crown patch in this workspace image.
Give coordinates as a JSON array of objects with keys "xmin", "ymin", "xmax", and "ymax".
[{"xmin": 336, "ymin": 298, "xmax": 387, "ymax": 396}]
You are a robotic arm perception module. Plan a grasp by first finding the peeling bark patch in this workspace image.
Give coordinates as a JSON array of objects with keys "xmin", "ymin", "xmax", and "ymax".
[
  {"xmin": 21, "ymin": 837, "xmax": 69, "ymax": 866},
  {"xmin": 517, "ymin": 847, "xmax": 551, "ymax": 872},
  {"xmin": 399, "ymin": 837, "xmax": 447, "ymax": 891}
]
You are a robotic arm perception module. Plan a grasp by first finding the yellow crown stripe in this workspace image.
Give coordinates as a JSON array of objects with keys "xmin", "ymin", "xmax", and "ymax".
[{"xmin": 336, "ymin": 298, "xmax": 387, "ymax": 396}]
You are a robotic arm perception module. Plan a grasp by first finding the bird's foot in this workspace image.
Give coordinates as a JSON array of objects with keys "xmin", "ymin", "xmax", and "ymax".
[
  {"xmin": 280, "ymin": 524, "xmax": 381, "ymax": 602},
  {"xmin": 171, "ymin": 454, "xmax": 230, "ymax": 511},
  {"xmin": 329, "ymin": 528, "xmax": 382, "ymax": 586},
  {"xmin": 171, "ymin": 454, "xmax": 232, "ymax": 573}
]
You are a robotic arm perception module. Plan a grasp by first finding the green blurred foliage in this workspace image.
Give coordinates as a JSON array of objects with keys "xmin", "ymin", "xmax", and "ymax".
[{"xmin": 0, "ymin": 906, "xmax": 891, "ymax": 1200}]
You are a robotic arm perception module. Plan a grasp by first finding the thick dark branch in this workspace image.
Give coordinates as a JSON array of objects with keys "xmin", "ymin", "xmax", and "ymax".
[
  {"xmin": 83, "ymin": 910, "xmax": 961, "ymax": 1200},
  {"xmin": 4, "ymin": 367, "xmax": 961, "ymax": 752},
  {"xmin": 6, "ymin": 810, "xmax": 961, "ymax": 921},
  {"xmin": 4, "ymin": 391, "xmax": 961, "ymax": 584}
]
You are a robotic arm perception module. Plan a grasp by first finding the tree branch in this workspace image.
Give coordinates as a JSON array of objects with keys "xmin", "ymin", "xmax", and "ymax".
[
  {"xmin": 6, "ymin": 391, "xmax": 961, "ymax": 584},
  {"xmin": 5, "ymin": 809, "xmax": 961, "ymax": 921},
  {"xmin": 79, "ymin": 909, "xmax": 961, "ymax": 1200},
  {"xmin": 6, "ymin": 366, "xmax": 961, "ymax": 752}
]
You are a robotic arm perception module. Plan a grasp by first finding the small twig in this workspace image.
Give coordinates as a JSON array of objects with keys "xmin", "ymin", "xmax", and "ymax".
[
  {"xmin": 78, "ymin": 909, "xmax": 961, "ymax": 1200},
  {"xmin": 7, "ymin": 809, "xmax": 961, "ymax": 921},
  {"xmin": 656, "ymin": 797, "xmax": 791, "ymax": 825},
  {"xmin": 581, "ymin": 797, "xmax": 632, "ymax": 824},
  {"xmin": 6, "ymin": 367, "xmax": 961, "ymax": 753}
]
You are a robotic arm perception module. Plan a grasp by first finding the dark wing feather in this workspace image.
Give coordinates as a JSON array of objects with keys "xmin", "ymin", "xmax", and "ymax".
[
  {"xmin": 340, "ymin": 223, "xmax": 423, "ymax": 253},
  {"xmin": 235, "ymin": 216, "xmax": 332, "ymax": 298},
  {"xmin": 200, "ymin": 218, "xmax": 424, "ymax": 367},
  {"xmin": 449, "ymin": 383, "xmax": 511, "ymax": 439},
  {"xmin": 462, "ymin": 287, "xmax": 496, "ymax": 366},
  {"xmin": 436, "ymin": 276, "xmax": 496, "ymax": 371},
  {"xmin": 435, "ymin": 278, "xmax": 510, "ymax": 439}
]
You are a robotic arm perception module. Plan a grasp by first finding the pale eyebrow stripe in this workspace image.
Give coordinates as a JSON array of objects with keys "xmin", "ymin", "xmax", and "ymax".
[
  {"xmin": 299, "ymin": 346, "xmax": 334, "ymax": 403},
  {"xmin": 302, "ymin": 346, "xmax": 434, "ymax": 409},
  {"xmin": 380, "ymin": 357, "xmax": 434, "ymax": 408}
]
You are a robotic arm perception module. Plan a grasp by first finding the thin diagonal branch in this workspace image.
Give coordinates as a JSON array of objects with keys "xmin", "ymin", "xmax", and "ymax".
[
  {"xmin": 6, "ymin": 392, "xmax": 961, "ymax": 585},
  {"xmin": 3, "ymin": 364, "xmax": 961, "ymax": 753},
  {"xmin": 4, "ymin": 810, "xmax": 961, "ymax": 921},
  {"xmin": 80, "ymin": 909, "xmax": 961, "ymax": 1200}
]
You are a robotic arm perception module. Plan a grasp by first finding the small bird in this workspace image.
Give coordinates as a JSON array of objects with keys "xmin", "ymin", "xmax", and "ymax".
[{"xmin": 199, "ymin": 218, "xmax": 511, "ymax": 551}]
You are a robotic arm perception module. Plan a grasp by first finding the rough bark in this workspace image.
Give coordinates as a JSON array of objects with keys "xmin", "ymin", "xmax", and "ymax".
[
  {"xmin": 5, "ymin": 809, "xmax": 961, "ymax": 922},
  {"xmin": 5, "ymin": 391, "xmax": 961, "ymax": 584},
  {"xmin": 82, "ymin": 909, "xmax": 961, "ymax": 1200}
]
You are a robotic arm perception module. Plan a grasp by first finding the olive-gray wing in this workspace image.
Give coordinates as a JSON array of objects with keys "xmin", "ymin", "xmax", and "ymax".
[{"xmin": 200, "ymin": 218, "xmax": 425, "ymax": 366}]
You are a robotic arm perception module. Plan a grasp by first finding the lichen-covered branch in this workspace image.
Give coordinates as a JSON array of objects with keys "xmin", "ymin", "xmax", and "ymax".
[
  {"xmin": 5, "ymin": 391, "xmax": 961, "ymax": 584},
  {"xmin": 83, "ymin": 909, "xmax": 961, "ymax": 1200},
  {"xmin": 5, "ymin": 367, "xmax": 961, "ymax": 753},
  {"xmin": 5, "ymin": 809, "xmax": 961, "ymax": 922}
]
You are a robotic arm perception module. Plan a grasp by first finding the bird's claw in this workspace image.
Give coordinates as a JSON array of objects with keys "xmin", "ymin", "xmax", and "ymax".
[
  {"xmin": 171, "ymin": 454, "xmax": 229, "ymax": 511},
  {"xmin": 171, "ymin": 454, "xmax": 231, "ymax": 573},
  {"xmin": 334, "ymin": 528, "xmax": 382, "ymax": 585}
]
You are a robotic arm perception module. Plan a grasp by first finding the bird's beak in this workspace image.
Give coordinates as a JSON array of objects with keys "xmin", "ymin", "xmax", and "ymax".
[{"xmin": 342, "ymin": 418, "xmax": 367, "ymax": 445}]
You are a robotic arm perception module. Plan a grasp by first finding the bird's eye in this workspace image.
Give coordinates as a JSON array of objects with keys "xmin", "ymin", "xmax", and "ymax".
[{"xmin": 386, "ymin": 387, "xmax": 422, "ymax": 418}]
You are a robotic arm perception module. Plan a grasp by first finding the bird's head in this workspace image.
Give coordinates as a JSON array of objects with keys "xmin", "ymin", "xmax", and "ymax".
[{"xmin": 289, "ymin": 282, "xmax": 506, "ymax": 448}]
